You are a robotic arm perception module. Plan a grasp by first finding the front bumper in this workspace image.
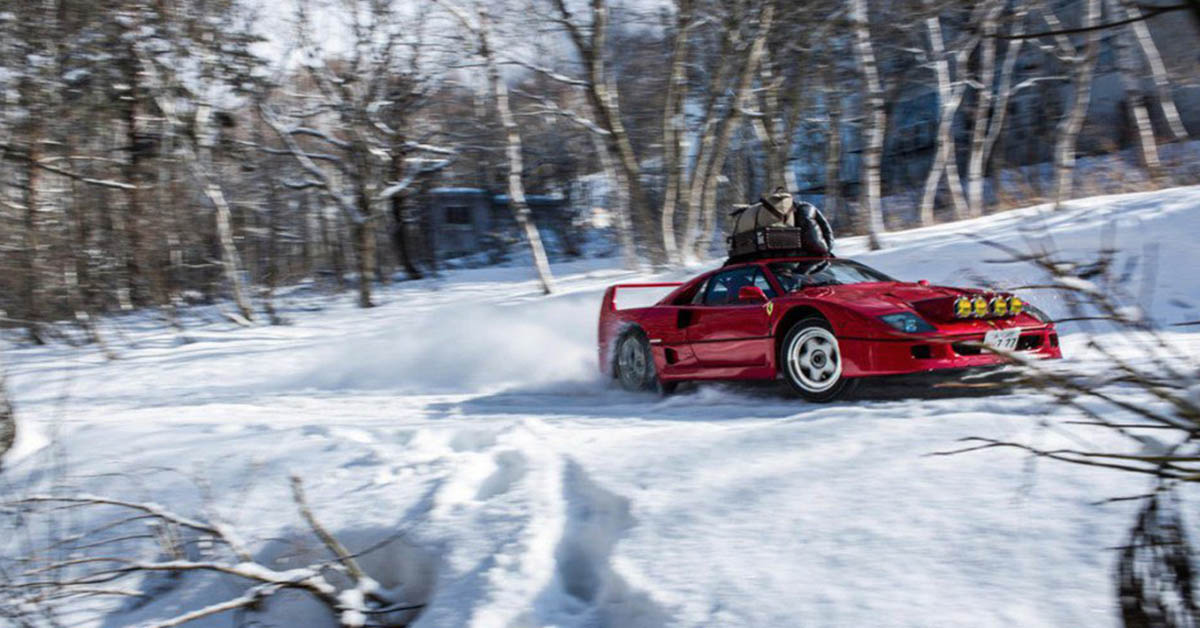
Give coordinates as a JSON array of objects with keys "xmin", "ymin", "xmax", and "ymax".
[{"xmin": 838, "ymin": 326, "xmax": 1062, "ymax": 377}]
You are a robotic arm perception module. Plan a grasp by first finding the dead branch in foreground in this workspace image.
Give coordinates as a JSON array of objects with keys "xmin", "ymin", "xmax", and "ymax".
[
  {"xmin": 937, "ymin": 231, "xmax": 1200, "ymax": 627},
  {"xmin": 1, "ymin": 476, "xmax": 424, "ymax": 628}
]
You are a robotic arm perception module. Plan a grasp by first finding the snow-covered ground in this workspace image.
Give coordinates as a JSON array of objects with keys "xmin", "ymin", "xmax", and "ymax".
[{"xmin": 4, "ymin": 186, "xmax": 1200, "ymax": 627}]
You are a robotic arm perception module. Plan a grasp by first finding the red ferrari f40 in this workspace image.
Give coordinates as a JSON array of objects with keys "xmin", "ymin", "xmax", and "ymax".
[{"xmin": 598, "ymin": 256, "xmax": 1061, "ymax": 401}]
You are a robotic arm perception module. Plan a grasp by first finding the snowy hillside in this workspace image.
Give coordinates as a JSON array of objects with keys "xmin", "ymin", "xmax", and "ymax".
[{"xmin": 4, "ymin": 186, "xmax": 1200, "ymax": 627}]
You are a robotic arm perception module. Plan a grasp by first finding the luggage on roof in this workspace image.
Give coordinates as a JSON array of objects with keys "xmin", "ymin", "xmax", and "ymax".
[{"xmin": 726, "ymin": 188, "xmax": 834, "ymax": 263}]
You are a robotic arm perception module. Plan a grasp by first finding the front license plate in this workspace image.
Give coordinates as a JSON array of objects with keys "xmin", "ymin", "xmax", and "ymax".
[{"xmin": 983, "ymin": 328, "xmax": 1021, "ymax": 352}]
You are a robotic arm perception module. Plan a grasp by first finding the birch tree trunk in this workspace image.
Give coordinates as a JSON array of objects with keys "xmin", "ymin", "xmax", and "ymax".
[
  {"xmin": 1123, "ymin": 1, "xmax": 1189, "ymax": 140},
  {"xmin": 978, "ymin": 4, "xmax": 1027, "ymax": 197},
  {"xmin": 1051, "ymin": 0, "xmax": 1100, "ymax": 208},
  {"xmin": 195, "ymin": 104, "xmax": 256, "ymax": 321},
  {"xmin": 689, "ymin": 3, "xmax": 774, "ymax": 259},
  {"xmin": 966, "ymin": 0, "xmax": 1003, "ymax": 217},
  {"xmin": 680, "ymin": 23, "xmax": 738, "ymax": 263},
  {"xmin": 1108, "ymin": 0, "xmax": 1161, "ymax": 178},
  {"xmin": 659, "ymin": 0, "xmax": 692, "ymax": 262},
  {"xmin": 480, "ymin": 6, "xmax": 555, "ymax": 294},
  {"xmin": 918, "ymin": 14, "xmax": 968, "ymax": 225},
  {"xmin": 206, "ymin": 179, "xmax": 256, "ymax": 320},
  {"xmin": 852, "ymin": 0, "xmax": 886, "ymax": 249}
]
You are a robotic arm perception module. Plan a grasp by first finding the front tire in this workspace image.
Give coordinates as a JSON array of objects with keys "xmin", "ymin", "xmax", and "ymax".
[
  {"xmin": 614, "ymin": 328, "xmax": 673, "ymax": 394},
  {"xmin": 780, "ymin": 317, "xmax": 858, "ymax": 402}
]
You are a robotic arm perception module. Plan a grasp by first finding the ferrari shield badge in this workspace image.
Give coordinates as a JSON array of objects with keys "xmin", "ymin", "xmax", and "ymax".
[{"xmin": 765, "ymin": 302, "xmax": 774, "ymax": 316}]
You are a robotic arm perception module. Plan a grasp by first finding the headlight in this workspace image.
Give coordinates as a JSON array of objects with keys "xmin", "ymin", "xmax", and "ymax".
[
  {"xmin": 880, "ymin": 312, "xmax": 936, "ymax": 333},
  {"xmin": 1009, "ymin": 295, "xmax": 1024, "ymax": 316},
  {"xmin": 972, "ymin": 296, "xmax": 989, "ymax": 318}
]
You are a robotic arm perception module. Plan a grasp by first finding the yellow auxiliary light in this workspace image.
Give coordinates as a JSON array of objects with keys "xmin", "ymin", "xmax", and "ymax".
[
  {"xmin": 990, "ymin": 296, "xmax": 1009, "ymax": 317},
  {"xmin": 1009, "ymin": 295, "xmax": 1024, "ymax": 316},
  {"xmin": 954, "ymin": 296, "xmax": 973, "ymax": 319},
  {"xmin": 973, "ymin": 296, "xmax": 989, "ymax": 318}
]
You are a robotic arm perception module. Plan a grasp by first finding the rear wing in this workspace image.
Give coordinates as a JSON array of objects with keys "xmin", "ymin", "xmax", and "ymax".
[{"xmin": 600, "ymin": 282, "xmax": 684, "ymax": 312}]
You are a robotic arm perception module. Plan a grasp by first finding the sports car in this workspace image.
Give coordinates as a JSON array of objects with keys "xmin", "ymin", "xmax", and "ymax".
[{"xmin": 597, "ymin": 256, "xmax": 1061, "ymax": 401}]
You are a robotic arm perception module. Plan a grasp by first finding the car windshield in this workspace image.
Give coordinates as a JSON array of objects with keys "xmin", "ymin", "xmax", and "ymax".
[{"xmin": 769, "ymin": 259, "xmax": 896, "ymax": 292}]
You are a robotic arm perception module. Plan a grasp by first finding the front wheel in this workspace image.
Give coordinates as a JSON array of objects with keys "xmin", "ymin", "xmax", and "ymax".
[
  {"xmin": 780, "ymin": 318, "xmax": 858, "ymax": 402},
  {"xmin": 614, "ymin": 328, "xmax": 674, "ymax": 394}
]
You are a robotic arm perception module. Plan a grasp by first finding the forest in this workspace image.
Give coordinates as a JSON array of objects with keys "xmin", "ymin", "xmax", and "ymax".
[{"xmin": 2, "ymin": 0, "xmax": 1196, "ymax": 339}]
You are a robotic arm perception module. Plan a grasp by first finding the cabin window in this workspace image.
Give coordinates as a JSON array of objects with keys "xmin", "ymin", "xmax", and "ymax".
[{"xmin": 445, "ymin": 205, "xmax": 471, "ymax": 225}]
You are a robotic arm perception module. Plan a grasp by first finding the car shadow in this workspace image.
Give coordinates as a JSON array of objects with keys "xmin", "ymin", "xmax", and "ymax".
[
  {"xmin": 850, "ymin": 367, "xmax": 1021, "ymax": 401},
  {"xmin": 425, "ymin": 368, "xmax": 1022, "ymax": 422}
]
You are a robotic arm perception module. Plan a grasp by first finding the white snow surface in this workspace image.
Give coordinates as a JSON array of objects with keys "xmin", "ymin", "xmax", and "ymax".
[{"xmin": 4, "ymin": 186, "xmax": 1200, "ymax": 627}]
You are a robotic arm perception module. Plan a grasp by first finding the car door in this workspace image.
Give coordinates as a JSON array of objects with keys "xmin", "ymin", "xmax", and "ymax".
[{"xmin": 682, "ymin": 266, "xmax": 776, "ymax": 367}]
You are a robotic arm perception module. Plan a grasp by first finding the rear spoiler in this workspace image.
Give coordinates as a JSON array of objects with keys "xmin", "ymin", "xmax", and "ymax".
[{"xmin": 601, "ymin": 282, "xmax": 684, "ymax": 312}]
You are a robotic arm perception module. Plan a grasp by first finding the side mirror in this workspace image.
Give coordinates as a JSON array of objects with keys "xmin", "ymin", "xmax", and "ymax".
[
  {"xmin": 918, "ymin": 279, "xmax": 930, "ymax": 286},
  {"xmin": 738, "ymin": 286, "xmax": 768, "ymax": 303}
]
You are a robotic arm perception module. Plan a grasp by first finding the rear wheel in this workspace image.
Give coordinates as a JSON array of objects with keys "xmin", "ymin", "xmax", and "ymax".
[
  {"xmin": 780, "ymin": 317, "xmax": 858, "ymax": 402},
  {"xmin": 614, "ymin": 329, "xmax": 674, "ymax": 394}
]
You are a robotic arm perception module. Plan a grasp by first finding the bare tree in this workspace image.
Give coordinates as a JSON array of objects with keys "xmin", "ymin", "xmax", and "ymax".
[
  {"xmin": 967, "ymin": 0, "xmax": 1028, "ymax": 216},
  {"xmin": 1120, "ymin": 0, "xmax": 1190, "ymax": 141},
  {"xmin": 262, "ymin": 0, "xmax": 452, "ymax": 308},
  {"xmin": 1038, "ymin": 0, "xmax": 1102, "ymax": 208},
  {"xmin": 659, "ymin": 0, "xmax": 695, "ymax": 260},
  {"xmin": 516, "ymin": 0, "xmax": 776, "ymax": 263},
  {"xmin": 816, "ymin": 42, "xmax": 849, "ymax": 226},
  {"xmin": 917, "ymin": 5, "xmax": 976, "ymax": 225},
  {"xmin": 435, "ymin": 0, "xmax": 556, "ymax": 293},
  {"xmin": 124, "ymin": 1, "xmax": 263, "ymax": 322},
  {"xmin": 683, "ymin": 2, "xmax": 774, "ymax": 260},
  {"xmin": 1107, "ymin": 0, "xmax": 1162, "ymax": 179},
  {"xmin": 851, "ymin": 0, "xmax": 887, "ymax": 249},
  {"xmin": 545, "ymin": 0, "xmax": 664, "ymax": 263}
]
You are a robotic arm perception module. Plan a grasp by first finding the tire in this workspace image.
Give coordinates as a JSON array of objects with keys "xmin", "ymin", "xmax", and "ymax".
[
  {"xmin": 779, "ymin": 317, "xmax": 858, "ymax": 402},
  {"xmin": 613, "ymin": 328, "xmax": 673, "ymax": 394}
]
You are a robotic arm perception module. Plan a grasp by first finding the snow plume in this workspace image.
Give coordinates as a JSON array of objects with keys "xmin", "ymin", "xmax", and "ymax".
[{"xmin": 288, "ymin": 293, "xmax": 602, "ymax": 395}]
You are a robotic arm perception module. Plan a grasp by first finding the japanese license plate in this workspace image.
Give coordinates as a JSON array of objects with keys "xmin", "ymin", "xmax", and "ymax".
[{"xmin": 983, "ymin": 328, "xmax": 1021, "ymax": 352}]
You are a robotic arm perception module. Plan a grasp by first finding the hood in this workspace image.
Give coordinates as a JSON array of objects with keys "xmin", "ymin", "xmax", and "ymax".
[{"xmin": 787, "ymin": 282, "xmax": 982, "ymax": 321}]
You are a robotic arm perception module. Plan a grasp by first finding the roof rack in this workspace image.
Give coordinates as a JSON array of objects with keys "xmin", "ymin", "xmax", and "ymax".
[
  {"xmin": 725, "ymin": 226, "xmax": 835, "ymax": 265},
  {"xmin": 723, "ymin": 250, "xmax": 836, "ymax": 266}
]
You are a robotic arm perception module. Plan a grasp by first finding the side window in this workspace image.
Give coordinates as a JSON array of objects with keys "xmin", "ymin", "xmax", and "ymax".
[
  {"xmin": 753, "ymin": 269, "xmax": 777, "ymax": 298},
  {"xmin": 703, "ymin": 267, "xmax": 762, "ymax": 306}
]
